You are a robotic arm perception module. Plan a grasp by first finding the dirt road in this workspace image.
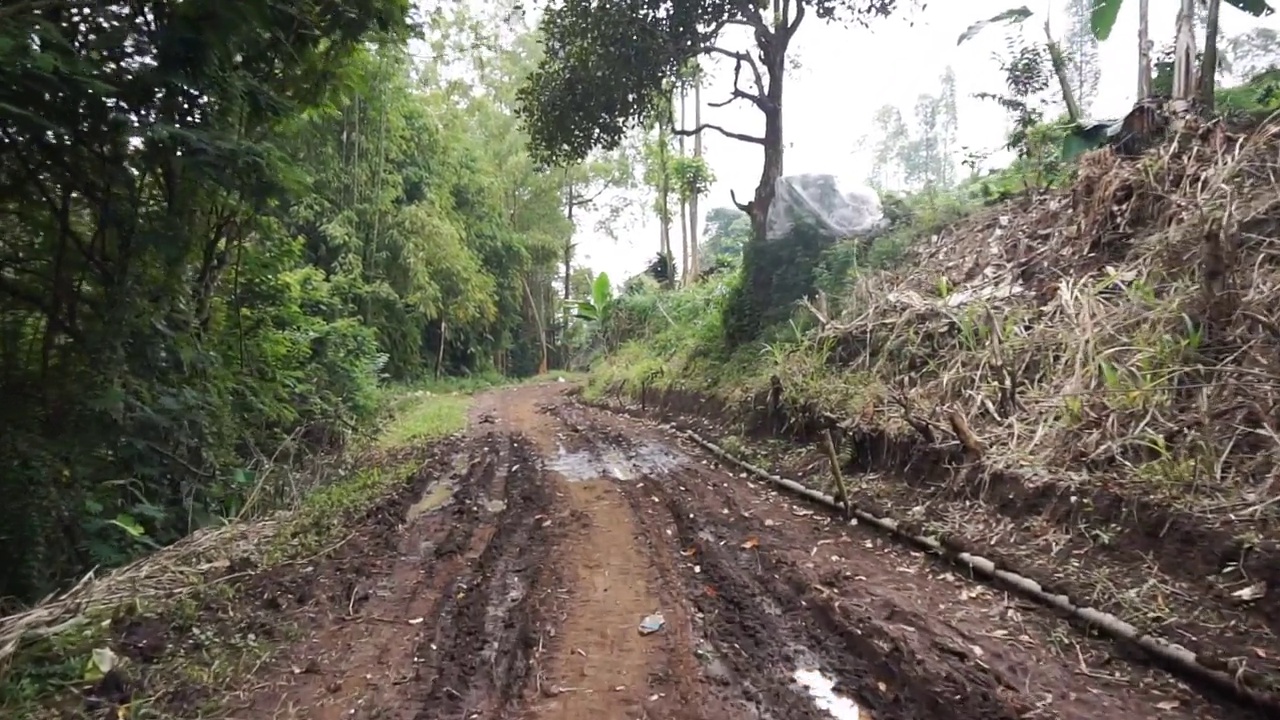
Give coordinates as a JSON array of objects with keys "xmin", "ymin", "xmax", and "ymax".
[{"xmin": 250, "ymin": 382, "xmax": 1265, "ymax": 720}]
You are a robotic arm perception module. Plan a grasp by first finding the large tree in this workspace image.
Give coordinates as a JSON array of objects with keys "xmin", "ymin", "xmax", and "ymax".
[
  {"xmin": 517, "ymin": 0, "xmax": 900, "ymax": 342},
  {"xmin": 518, "ymin": 0, "xmax": 898, "ymax": 240},
  {"xmin": 868, "ymin": 105, "xmax": 909, "ymax": 190}
]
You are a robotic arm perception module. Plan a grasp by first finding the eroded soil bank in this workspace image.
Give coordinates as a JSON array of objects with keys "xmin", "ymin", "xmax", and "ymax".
[
  {"xmin": 153, "ymin": 382, "xmax": 1269, "ymax": 719},
  {"xmin": 600, "ymin": 385, "xmax": 1280, "ymax": 703}
]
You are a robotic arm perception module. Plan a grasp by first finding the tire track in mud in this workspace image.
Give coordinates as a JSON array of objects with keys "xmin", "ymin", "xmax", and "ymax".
[
  {"xmin": 412, "ymin": 434, "xmax": 558, "ymax": 719},
  {"xmin": 551, "ymin": 404, "xmax": 1017, "ymax": 720},
  {"xmin": 545, "ymin": 397, "xmax": 1265, "ymax": 720},
  {"xmin": 256, "ymin": 383, "xmax": 1256, "ymax": 720},
  {"xmin": 653, "ymin": 491, "xmax": 1018, "ymax": 720},
  {"xmin": 246, "ymin": 436, "xmax": 506, "ymax": 720}
]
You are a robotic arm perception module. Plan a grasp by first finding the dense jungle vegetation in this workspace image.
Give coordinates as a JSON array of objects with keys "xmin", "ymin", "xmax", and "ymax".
[
  {"xmin": 6, "ymin": 0, "xmax": 1280, "ymax": 613},
  {"xmin": 0, "ymin": 1, "xmax": 630, "ymax": 606}
]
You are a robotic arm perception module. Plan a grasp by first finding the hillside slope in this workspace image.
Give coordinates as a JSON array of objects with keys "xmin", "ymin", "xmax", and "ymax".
[{"xmin": 588, "ymin": 116, "xmax": 1280, "ymax": 700}]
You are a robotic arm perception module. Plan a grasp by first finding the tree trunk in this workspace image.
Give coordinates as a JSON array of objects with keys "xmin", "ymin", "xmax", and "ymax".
[
  {"xmin": 745, "ymin": 20, "xmax": 789, "ymax": 245},
  {"xmin": 434, "ymin": 319, "xmax": 447, "ymax": 381},
  {"xmin": 678, "ymin": 84, "xmax": 689, "ymax": 285},
  {"xmin": 562, "ymin": 179, "xmax": 575, "ymax": 369},
  {"xmin": 689, "ymin": 74, "xmax": 703, "ymax": 283},
  {"xmin": 1137, "ymin": 0, "xmax": 1153, "ymax": 99},
  {"xmin": 1172, "ymin": 0, "xmax": 1198, "ymax": 103},
  {"xmin": 521, "ymin": 276, "xmax": 547, "ymax": 375},
  {"xmin": 1199, "ymin": 0, "xmax": 1222, "ymax": 109},
  {"xmin": 658, "ymin": 116, "xmax": 674, "ymax": 287},
  {"xmin": 1043, "ymin": 21, "xmax": 1082, "ymax": 122},
  {"xmin": 720, "ymin": 1, "xmax": 799, "ymax": 345},
  {"xmin": 563, "ymin": 182, "xmax": 574, "ymax": 304}
]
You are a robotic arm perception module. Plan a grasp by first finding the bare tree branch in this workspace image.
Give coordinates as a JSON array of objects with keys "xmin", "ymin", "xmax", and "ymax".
[
  {"xmin": 786, "ymin": 0, "xmax": 806, "ymax": 37},
  {"xmin": 706, "ymin": 58, "xmax": 771, "ymax": 110},
  {"xmin": 572, "ymin": 182, "xmax": 612, "ymax": 207},
  {"xmin": 698, "ymin": 45, "xmax": 766, "ymax": 99},
  {"xmin": 729, "ymin": 188, "xmax": 752, "ymax": 213},
  {"xmin": 731, "ymin": 0, "xmax": 770, "ymax": 36},
  {"xmin": 673, "ymin": 123, "xmax": 765, "ymax": 144}
]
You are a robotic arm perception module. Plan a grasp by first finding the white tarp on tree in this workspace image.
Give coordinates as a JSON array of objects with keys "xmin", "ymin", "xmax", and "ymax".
[{"xmin": 765, "ymin": 173, "xmax": 885, "ymax": 241}]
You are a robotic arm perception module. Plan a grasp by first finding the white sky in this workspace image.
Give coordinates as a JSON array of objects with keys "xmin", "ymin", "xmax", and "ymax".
[{"xmin": 566, "ymin": 1, "xmax": 1280, "ymax": 284}]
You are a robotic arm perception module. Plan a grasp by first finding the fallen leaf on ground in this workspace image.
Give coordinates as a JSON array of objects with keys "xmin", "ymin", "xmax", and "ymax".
[{"xmin": 741, "ymin": 537, "xmax": 760, "ymax": 550}]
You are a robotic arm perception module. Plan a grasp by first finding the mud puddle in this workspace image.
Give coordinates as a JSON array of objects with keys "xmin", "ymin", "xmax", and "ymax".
[
  {"xmin": 548, "ymin": 433, "xmax": 685, "ymax": 481},
  {"xmin": 407, "ymin": 454, "xmax": 473, "ymax": 520},
  {"xmin": 408, "ymin": 481, "xmax": 455, "ymax": 518},
  {"xmin": 794, "ymin": 668, "xmax": 867, "ymax": 720}
]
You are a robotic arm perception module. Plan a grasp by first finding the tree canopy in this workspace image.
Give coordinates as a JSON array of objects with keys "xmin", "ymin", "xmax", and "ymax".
[
  {"xmin": 0, "ymin": 1, "xmax": 610, "ymax": 605},
  {"xmin": 517, "ymin": 0, "xmax": 900, "ymax": 166}
]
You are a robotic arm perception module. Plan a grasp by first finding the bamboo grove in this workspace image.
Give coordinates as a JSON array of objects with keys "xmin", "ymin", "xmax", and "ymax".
[{"xmin": 0, "ymin": 2, "xmax": 600, "ymax": 604}]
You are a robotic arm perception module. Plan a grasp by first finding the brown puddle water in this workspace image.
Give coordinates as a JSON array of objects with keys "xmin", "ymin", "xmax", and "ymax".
[{"xmin": 546, "ymin": 437, "xmax": 685, "ymax": 482}]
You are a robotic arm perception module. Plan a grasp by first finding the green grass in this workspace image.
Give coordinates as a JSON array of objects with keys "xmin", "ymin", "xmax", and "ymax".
[{"xmin": 377, "ymin": 392, "xmax": 471, "ymax": 449}]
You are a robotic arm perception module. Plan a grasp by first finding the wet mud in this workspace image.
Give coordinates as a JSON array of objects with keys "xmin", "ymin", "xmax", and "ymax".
[{"xmin": 211, "ymin": 383, "xmax": 1270, "ymax": 720}]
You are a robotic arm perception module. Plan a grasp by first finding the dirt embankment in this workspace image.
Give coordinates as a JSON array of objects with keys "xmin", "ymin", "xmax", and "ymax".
[
  {"xmin": 580, "ymin": 120, "xmax": 1280, "ymax": 712},
  {"xmin": 59, "ymin": 381, "xmax": 1273, "ymax": 720}
]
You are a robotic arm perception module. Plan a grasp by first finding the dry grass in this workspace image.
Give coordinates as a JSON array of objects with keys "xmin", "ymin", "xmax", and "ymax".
[
  {"xmin": 819, "ymin": 117, "xmax": 1280, "ymax": 523},
  {"xmin": 0, "ymin": 521, "xmax": 281, "ymax": 675}
]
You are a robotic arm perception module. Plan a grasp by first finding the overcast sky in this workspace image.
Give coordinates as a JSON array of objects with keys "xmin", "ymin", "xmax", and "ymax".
[{"xmin": 561, "ymin": 1, "xmax": 1280, "ymax": 285}]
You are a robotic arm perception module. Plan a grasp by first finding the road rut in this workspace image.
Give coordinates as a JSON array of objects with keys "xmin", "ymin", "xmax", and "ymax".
[{"xmin": 248, "ymin": 382, "xmax": 1266, "ymax": 720}]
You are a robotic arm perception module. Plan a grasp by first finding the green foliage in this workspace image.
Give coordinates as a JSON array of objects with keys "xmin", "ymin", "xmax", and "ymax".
[
  {"xmin": 377, "ymin": 393, "xmax": 473, "ymax": 449},
  {"xmin": 597, "ymin": 272, "xmax": 739, "ymax": 388},
  {"xmin": 0, "ymin": 379, "xmax": 479, "ymax": 715},
  {"xmin": 516, "ymin": 0, "xmax": 713, "ymax": 165},
  {"xmin": 1217, "ymin": 68, "xmax": 1280, "ymax": 115},
  {"xmin": 722, "ymin": 221, "xmax": 843, "ymax": 346},
  {"xmin": 1089, "ymin": 0, "xmax": 1123, "ymax": 41},
  {"xmin": 987, "ymin": 121, "xmax": 1074, "ymax": 198},
  {"xmin": 0, "ymin": 3, "xmax": 574, "ymax": 606},
  {"xmin": 572, "ymin": 273, "xmax": 615, "ymax": 322},
  {"xmin": 701, "ymin": 207, "xmax": 752, "ymax": 272},
  {"xmin": 283, "ymin": 388, "xmax": 472, "ymax": 555},
  {"xmin": 670, "ymin": 156, "xmax": 716, "ymax": 201},
  {"xmin": 590, "ymin": 185, "xmax": 973, "ymax": 409}
]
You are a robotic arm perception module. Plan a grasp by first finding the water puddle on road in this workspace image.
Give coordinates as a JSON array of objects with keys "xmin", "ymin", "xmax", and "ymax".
[
  {"xmin": 793, "ymin": 668, "xmax": 868, "ymax": 720},
  {"xmin": 407, "ymin": 455, "xmax": 474, "ymax": 520},
  {"xmin": 548, "ymin": 438, "xmax": 686, "ymax": 482},
  {"xmin": 408, "ymin": 481, "xmax": 455, "ymax": 520}
]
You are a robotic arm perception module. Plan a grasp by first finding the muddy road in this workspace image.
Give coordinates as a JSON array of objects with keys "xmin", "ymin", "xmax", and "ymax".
[{"xmin": 252, "ymin": 383, "xmax": 1264, "ymax": 720}]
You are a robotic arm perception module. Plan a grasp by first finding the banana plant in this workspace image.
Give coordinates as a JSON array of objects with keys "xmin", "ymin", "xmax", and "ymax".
[
  {"xmin": 571, "ymin": 271, "xmax": 613, "ymax": 323},
  {"xmin": 1091, "ymin": 0, "xmax": 1273, "ymax": 108},
  {"xmin": 1090, "ymin": 0, "xmax": 1272, "ymax": 40},
  {"xmin": 958, "ymin": 7, "xmax": 1092, "ymax": 159},
  {"xmin": 963, "ymin": 0, "xmax": 1275, "ymax": 161}
]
